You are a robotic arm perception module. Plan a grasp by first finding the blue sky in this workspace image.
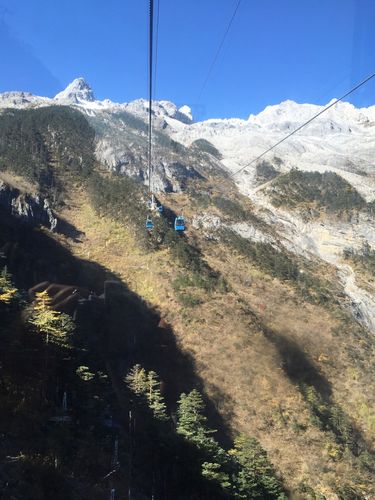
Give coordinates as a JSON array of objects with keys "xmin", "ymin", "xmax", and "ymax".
[{"xmin": 0, "ymin": 0, "xmax": 374, "ymax": 120}]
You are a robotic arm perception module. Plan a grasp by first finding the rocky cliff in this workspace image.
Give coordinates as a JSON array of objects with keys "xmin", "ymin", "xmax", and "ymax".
[{"xmin": 0, "ymin": 180, "xmax": 57, "ymax": 231}]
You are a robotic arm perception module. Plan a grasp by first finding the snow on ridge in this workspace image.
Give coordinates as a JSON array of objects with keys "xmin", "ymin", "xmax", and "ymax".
[
  {"xmin": 166, "ymin": 95, "xmax": 375, "ymax": 207},
  {"xmin": 3, "ymin": 77, "xmax": 374, "ymax": 132},
  {"xmin": 0, "ymin": 91, "xmax": 53, "ymax": 109},
  {"xmin": 178, "ymin": 105, "xmax": 193, "ymax": 121},
  {"xmin": 248, "ymin": 98, "xmax": 371, "ymax": 126},
  {"xmin": 1, "ymin": 80, "xmax": 374, "ymax": 199},
  {"xmin": 54, "ymin": 77, "xmax": 95, "ymax": 103}
]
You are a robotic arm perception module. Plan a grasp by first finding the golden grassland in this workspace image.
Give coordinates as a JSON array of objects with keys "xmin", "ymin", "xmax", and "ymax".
[
  {"xmin": 0, "ymin": 170, "xmax": 38, "ymax": 194},
  {"xmin": 56, "ymin": 189, "xmax": 375, "ymax": 498}
]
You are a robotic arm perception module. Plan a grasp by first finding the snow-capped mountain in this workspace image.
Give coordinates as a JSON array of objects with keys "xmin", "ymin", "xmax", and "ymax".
[
  {"xmin": 166, "ymin": 99, "xmax": 375, "ymax": 202},
  {"xmin": 2, "ymin": 78, "xmax": 374, "ymax": 197},
  {"xmin": 0, "ymin": 77, "xmax": 193, "ymax": 122},
  {"xmin": 0, "ymin": 78, "xmax": 374, "ymax": 330},
  {"xmin": 1, "ymin": 77, "xmax": 374, "ymax": 202},
  {"xmin": 54, "ymin": 77, "xmax": 95, "ymax": 104}
]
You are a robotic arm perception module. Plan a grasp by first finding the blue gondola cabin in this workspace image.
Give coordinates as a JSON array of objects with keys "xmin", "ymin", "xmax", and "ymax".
[
  {"xmin": 174, "ymin": 216, "xmax": 185, "ymax": 231},
  {"xmin": 145, "ymin": 217, "xmax": 154, "ymax": 231}
]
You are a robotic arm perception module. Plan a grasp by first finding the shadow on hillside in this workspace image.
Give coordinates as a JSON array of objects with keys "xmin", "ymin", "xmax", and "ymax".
[
  {"xmin": 156, "ymin": 202, "xmax": 179, "ymax": 228},
  {"xmin": 0, "ymin": 208, "xmax": 116, "ymax": 292},
  {"xmin": 263, "ymin": 327, "xmax": 332, "ymax": 398},
  {"xmin": 263, "ymin": 326, "xmax": 372, "ymax": 457},
  {"xmin": 0, "ymin": 208, "xmax": 233, "ymax": 444},
  {"xmin": 56, "ymin": 216, "xmax": 85, "ymax": 242},
  {"xmin": 0, "ymin": 209, "xmax": 238, "ymax": 497}
]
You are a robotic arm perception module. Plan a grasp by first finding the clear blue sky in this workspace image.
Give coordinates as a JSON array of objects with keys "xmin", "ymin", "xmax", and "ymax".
[{"xmin": 0, "ymin": 0, "xmax": 374, "ymax": 120}]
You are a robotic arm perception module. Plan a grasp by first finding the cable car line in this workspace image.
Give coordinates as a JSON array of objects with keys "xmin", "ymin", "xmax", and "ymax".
[
  {"xmin": 147, "ymin": 0, "xmax": 154, "ymax": 194},
  {"xmin": 229, "ymin": 70, "xmax": 375, "ymax": 180},
  {"xmin": 145, "ymin": 0, "xmax": 183, "ymax": 232},
  {"xmin": 145, "ymin": 0, "xmax": 156, "ymax": 232},
  {"xmin": 196, "ymin": 0, "xmax": 242, "ymax": 106},
  {"xmin": 152, "ymin": 0, "xmax": 160, "ymax": 201},
  {"xmin": 153, "ymin": 0, "xmax": 160, "ymax": 99}
]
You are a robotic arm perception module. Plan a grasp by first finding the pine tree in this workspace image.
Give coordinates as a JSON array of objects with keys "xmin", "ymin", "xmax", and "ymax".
[
  {"xmin": 125, "ymin": 365, "xmax": 168, "ymax": 421},
  {"xmin": 201, "ymin": 462, "xmax": 231, "ymax": 490},
  {"xmin": 125, "ymin": 364, "xmax": 148, "ymax": 395},
  {"xmin": 177, "ymin": 390, "xmax": 230, "ymax": 490},
  {"xmin": 0, "ymin": 267, "xmax": 18, "ymax": 304},
  {"xmin": 76, "ymin": 366, "xmax": 95, "ymax": 381},
  {"xmin": 230, "ymin": 434, "xmax": 286, "ymax": 499},
  {"xmin": 28, "ymin": 290, "xmax": 75, "ymax": 344},
  {"xmin": 146, "ymin": 371, "xmax": 168, "ymax": 421},
  {"xmin": 176, "ymin": 389, "xmax": 209, "ymax": 442}
]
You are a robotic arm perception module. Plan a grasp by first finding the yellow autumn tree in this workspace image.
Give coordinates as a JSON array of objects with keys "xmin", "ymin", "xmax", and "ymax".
[
  {"xmin": 28, "ymin": 290, "xmax": 75, "ymax": 344},
  {"xmin": 0, "ymin": 267, "xmax": 18, "ymax": 304}
]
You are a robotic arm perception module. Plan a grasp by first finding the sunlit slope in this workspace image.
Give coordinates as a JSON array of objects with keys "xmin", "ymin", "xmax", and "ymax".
[
  {"xmin": 0, "ymin": 98, "xmax": 374, "ymax": 498},
  {"xmin": 56, "ymin": 183, "xmax": 375, "ymax": 498}
]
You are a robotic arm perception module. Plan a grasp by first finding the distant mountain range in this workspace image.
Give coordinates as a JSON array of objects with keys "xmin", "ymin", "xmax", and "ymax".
[
  {"xmin": 2, "ymin": 77, "xmax": 374, "ymax": 198},
  {"xmin": 1, "ymin": 77, "xmax": 374, "ymax": 331}
]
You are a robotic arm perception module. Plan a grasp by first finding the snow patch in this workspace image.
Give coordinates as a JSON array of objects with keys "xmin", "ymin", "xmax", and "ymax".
[{"xmin": 178, "ymin": 105, "xmax": 193, "ymax": 122}]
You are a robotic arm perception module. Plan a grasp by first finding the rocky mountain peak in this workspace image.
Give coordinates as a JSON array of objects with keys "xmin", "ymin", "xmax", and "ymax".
[{"xmin": 54, "ymin": 77, "xmax": 95, "ymax": 104}]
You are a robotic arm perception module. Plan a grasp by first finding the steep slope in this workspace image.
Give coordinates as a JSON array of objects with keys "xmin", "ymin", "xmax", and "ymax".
[
  {"xmin": 47, "ymin": 180, "xmax": 375, "ymax": 498},
  {"xmin": 0, "ymin": 85, "xmax": 374, "ymax": 498}
]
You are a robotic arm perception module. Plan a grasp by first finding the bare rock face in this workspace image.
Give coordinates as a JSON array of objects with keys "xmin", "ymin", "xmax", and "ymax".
[{"xmin": 0, "ymin": 180, "xmax": 57, "ymax": 231}]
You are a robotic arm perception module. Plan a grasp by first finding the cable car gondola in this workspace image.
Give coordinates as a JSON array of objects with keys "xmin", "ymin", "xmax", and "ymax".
[
  {"xmin": 174, "ymin": 215, "xmax": 185, "ymax": 232},
  {"xmin": 145, "ymin": 217, "xmax": 154, "ymax": 231}
]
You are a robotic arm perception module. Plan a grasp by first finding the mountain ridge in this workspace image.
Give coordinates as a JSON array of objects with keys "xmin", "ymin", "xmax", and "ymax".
[
  {"xmin": 0, "ymin": 79, "xmax": 374, "ymax": 330},
  {"xmin": 2, "ymin": 77, "xmax": 374, "ymax": 197},
  {"xmin": 0, "ymin": 83, "xmax": 375, "ymax": 497}
]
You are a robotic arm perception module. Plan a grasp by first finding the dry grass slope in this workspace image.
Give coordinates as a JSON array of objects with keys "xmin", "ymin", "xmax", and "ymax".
[{"xmin": 55, "ymin": 187, "xmax": 375, "ymax": 499}]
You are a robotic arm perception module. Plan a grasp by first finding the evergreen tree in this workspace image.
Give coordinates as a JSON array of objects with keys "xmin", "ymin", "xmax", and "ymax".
[
  {"xmin": 125, "ymin": 365, "xmax": 168, "ymax": 421},
  {"xmin": 176, "ymin": 389, "xmax": 211, "ymax": 442},
  {"xmin": 0, "ymin": 267, "xmax": 18, "ymax": 304},
  {"xmin": 230, "ymin": 434, "xmax": 286, "ymax": 499},
  {"xmin": 201, "ymin": 461, "xmax": 231, "ymax": 490},
  {"xmin": 76, "ymin": 366, "xmax": 95, "ymax": 381},
  {"xmin": 28, "ymin": 290, "xmax": 75, "ymax": 344},
  {"xmin": 177, "ymin": 390, "xmax": 230, "ymax": 490},
  {"xmin": 146, "ymin": 370, "xmax": 168, "ymax": 421},
  {"xmin": 125, "ymin": 364, "xmax": 148, "ymax": 395}
]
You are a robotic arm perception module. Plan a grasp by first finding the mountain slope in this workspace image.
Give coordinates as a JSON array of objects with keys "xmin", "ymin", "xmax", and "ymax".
[{"xmin": 0, "ymin": 82, "xmax": 374, "ymax": 498}]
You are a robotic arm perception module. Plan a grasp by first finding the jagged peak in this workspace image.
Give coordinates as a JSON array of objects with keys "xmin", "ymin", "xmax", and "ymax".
[{"xmin": 54, "ymin": 77, "xmax": 95, "ymax": 103}]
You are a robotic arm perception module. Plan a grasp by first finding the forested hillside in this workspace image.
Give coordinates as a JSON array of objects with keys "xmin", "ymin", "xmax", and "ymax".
[
  {"xmin": 0, "ymin": 105, "xmax": 374, "ymax": 499},
  {"xmin": 0, "ymin": 211, "xmax": 285, "ymax": 499}
]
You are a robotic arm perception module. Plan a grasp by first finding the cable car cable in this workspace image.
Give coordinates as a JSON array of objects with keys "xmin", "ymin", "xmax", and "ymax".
[
  {"xmin": 153, "ymin": 0, "xmax": 160, "ymax": 100},
  {"xmin": 196, "ymin": 0, "xmax": 242, "ymax": 106},
  {"xmin": 152, "ymin": 0, "xmax": 160, "ymax": 195},
  {"xmin": 148, "ymin": 0, "xmax": 154, "ymax": 194},
  {"xmin": 229, "ymin": 70, "xmax": 375, "ymax": 180}
]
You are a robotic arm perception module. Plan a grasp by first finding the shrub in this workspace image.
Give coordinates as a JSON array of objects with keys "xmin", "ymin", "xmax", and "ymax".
[
  {"xmin": 269, "ymin": 170, "xmax": 366, "ymax": 214},
  {"xmin": 300, "ymin": 384, "xmax": 357, "ymax": 453},
  {"xmin": 222, "ymin": 229, "xmax": 332, "ymax": 304},
  {"xmin": 256, "ymin": 161, "xmax": 279, "ymax": 182},
  {"xmin": 343, "ymin": 241, "xmax": 375, "ymax": 276},
  {"xmin": 0, "ymin": 106, "xmax": 95, "ymax": 198},
  {"xmin": 192, "ymin": 139, "xmax": 223, "ymax": 160}
]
